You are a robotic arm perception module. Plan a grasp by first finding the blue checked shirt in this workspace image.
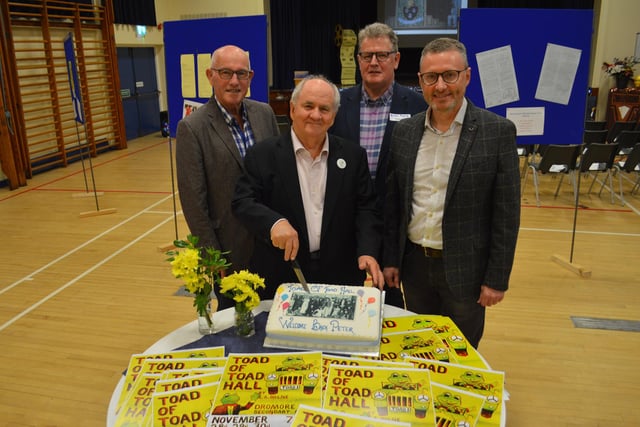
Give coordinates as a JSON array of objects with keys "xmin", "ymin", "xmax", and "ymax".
[
  {"xmin": 215, "ymin": 98, "xmax": 256, "ymax": 158},
  {"xmin": 359, "ymin": 85, "xmax": 393, "ymax": 178}
]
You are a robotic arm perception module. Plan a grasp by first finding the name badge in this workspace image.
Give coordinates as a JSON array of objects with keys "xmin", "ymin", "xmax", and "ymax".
[{"xmin": 390, "ymin": 113, "xmax": 411, "ymax": 122}]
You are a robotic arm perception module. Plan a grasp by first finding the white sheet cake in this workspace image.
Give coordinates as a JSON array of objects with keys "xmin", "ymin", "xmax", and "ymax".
[{"xmin": 264, "ymin": 283, "xmax": 384, "ymax": 356}]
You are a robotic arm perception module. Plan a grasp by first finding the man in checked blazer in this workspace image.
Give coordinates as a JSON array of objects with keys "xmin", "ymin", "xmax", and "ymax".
[
  {"xmin": 232, "ymin": 75, "xmax": 385, "ymax": 300},
  {"xmin": 383, "ymin": 38, "xmax": 521, "ymax": 348},
  {"xmin": 176, "ymin": 45, "xmax": 279, "ymax": 309}
]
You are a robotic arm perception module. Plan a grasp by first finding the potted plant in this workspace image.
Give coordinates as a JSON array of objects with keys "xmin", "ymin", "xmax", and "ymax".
[{"xmin": 602, "ymin": 56, "xmax": 640, "ymax": 89}]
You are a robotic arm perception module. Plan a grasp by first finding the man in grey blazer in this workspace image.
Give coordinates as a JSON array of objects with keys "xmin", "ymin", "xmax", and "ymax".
[
  {"xmin": 176, "ymin": 45, "xmax": 279, "ymax": 309},
  {"xmin": 330, "ymin": 22, "xmax": 427, "ymax": 308},
  {"xmin": 232, "ymin": 75, "xmax": 385, "ymax": 300},
  {"xmin": 383, "ymin": 38, "xmax": 520, "ymax": 348}
]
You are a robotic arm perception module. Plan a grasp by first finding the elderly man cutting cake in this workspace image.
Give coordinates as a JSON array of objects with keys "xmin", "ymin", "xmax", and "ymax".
[{"xmin": 232, "ymin": 75, "xmax": 390, "ymax": 301}]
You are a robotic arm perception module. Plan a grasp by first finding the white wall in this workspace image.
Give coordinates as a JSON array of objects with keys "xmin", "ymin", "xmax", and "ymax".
[
  {"xmin": 592, "ymin": 0, "xmax": 640, "ymax": 121},
  {"xmin": 112, "ymin": 0, "xmax": 267, "ymax": 111}
]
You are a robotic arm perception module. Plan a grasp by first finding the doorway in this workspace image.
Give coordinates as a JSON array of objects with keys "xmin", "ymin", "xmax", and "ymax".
[{"xmin": 117, "ymin": 47, "xmax": 161, "ymax": 140}]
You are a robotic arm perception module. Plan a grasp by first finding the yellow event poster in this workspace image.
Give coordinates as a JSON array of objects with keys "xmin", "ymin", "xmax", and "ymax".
[
  {"xmin": 431, "ymin": 382, "xmax": 486, "ymax": 427},
  {"xmin": 368, "ymin": 329, "xmax": 458, "ymax": 364},
  {"xmin": 152, "ymin": 381, "xmax": 220, "ymax": 427},
  {"xmin": 292, "ymin": 404, "xmax": 411, "ymax": 427},
  {"xmin": 114, "ymin": 373, "xmax": 161, "ymax": 427},
  {"xmin": 405, "ymin": 357, "xmax": 505, "ymax": 427},
  {"xmin": 321, "ymin": 354, "xmax": 413, "ymax": 395},
  {"xmin": 154, "ymin": 370, "xmax": 223, "ymax": 394},
  {"xmin": 118, "ymin": 357, "xmax": 227, "ymax": 414},
  {"xmin": 159, "ymin": 367, "xmax": 224, "ymax": 381},
  {"xmin": 118, "ymin": 346, "xmax": 224, "ymax": 410},
  {"xmin": 208, "ymin": 352, "xmax": 323, "ymax": 426},
  {"xmin": 383, "ymin": 315, "xmax": 488, "ymax": 368},
  {"xmin": 323, "ymin": 365, "xmax": 435, "ymax": 426}
]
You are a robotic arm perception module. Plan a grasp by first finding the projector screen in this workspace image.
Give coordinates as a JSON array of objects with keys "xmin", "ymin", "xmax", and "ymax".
[{"xmin": 379, "ymin": 0, "xmax": 468, "ymax": 36}]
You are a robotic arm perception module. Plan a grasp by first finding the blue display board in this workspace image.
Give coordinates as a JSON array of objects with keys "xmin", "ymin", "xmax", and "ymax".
[
  {"xmin": 459, "ymin": 9, "xmax": 593, "ymax": 145},
  {"xmin": 163, "ymin": 15, "xmax": 268, "ymax": 137}
]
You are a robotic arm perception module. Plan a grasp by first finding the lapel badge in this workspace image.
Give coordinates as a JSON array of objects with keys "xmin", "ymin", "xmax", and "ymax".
[{"xmin": 337, "ymin": 158, "xmax": 346, "ymax": 169}]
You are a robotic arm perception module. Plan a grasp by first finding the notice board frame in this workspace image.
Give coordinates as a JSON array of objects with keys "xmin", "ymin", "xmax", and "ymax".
[
  {"xmin": 163, "ymin": 15, "xmax": 268, "ymax": 137},
  {"xmin": 459, "ymin": 8, "xmax": 594, "ymax": 145}
]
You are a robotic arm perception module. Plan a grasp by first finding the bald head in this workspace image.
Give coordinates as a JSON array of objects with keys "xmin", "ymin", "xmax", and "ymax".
[{"xmin": 210, "ymin": 45, "xmax": 251, "ymax": 69}]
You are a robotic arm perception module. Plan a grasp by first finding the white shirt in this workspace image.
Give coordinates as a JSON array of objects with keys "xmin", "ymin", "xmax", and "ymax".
[
  {"xmin": 292, "ymin": 130, "xmax": 328, "ymax": 252},
  {"xmin": 407, "ymin": 99, "xmax": 467, "ymax": 249}
]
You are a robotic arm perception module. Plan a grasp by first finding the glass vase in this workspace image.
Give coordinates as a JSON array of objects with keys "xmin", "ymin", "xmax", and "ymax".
[
  {"xmin": 197, "ymin": 300, "xmax": 215, "ymax": 335},
  {"xmin": 234, "ymin": 305, "xmax": 255, "ymax": 337}
]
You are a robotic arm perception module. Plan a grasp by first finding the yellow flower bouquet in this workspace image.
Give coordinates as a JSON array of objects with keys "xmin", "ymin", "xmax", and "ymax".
[
  {"xmin": 166, "ymin": 235, "xmax": 230, "ymax": 333},
  {"xmin": 220, "ymin": 270, "xmax": 265, "ymax": 337}
]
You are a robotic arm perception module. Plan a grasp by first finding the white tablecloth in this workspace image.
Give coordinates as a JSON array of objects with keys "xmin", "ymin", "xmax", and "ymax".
[{"xmin": 106, "ymin": 301, "xmax": 411, "ymax": 426}]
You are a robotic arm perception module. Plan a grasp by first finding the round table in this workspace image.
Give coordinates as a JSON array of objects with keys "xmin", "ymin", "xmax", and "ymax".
[
  {"xmin": 106, "ymin": 300, "xmax": 411, "ymax": 426},
  {"xmin": 106, "ymin": 301, "xmax": 505, "ymax": 426}
]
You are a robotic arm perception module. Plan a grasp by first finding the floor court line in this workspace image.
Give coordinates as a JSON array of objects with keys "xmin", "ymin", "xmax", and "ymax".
[
  {"xmin": 0, "ymin": 193, "xmax": 176, "ymax": 296},
  {"xmin": 0, "ymin": 214, "xmax": 175, "ymax": 332},
  {"xmin": 520, "ymin": 227, "xmax": 640, "ymax": 237},
  {"xmin": 0, "ymin": 139, "xmax": 168, "ymax": 203},
  {"xmin": 33, "ymin": 188, "xmax": 173, "ymax": 195}
]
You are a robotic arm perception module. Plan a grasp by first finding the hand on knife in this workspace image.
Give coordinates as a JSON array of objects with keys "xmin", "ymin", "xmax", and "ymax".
[
  {"xmin": 291, "ymin": 259, "xmax": 311, "ymax": 293},
  {"xmin": 270, "ymin": 219, "xmax": 299, "ymax": 261}
]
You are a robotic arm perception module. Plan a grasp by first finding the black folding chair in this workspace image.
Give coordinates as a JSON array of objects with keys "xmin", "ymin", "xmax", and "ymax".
[
  {"xmin": 612, "ymin": 130, "xmax": 640, "ymax": 155},
  {"xmin": 584, "ymin": 120, "xmax": 607, "ymax": 131},
  {"xmin": 611, "ymin": 143, "xmax": 640, "ymax": 205},
  {"xmin": 577, "ymin": 143, "xmax": 619, "ymax": 204},
  {"xmin": 582, "ymin": 129, "xmax": 608, "ymax": 147},
  {"xmin": 522, "ymin": 144, "xmax": 581, "ymax": 207},
  {"xmin": 606, "ymin": 121, "xmax": 636, "ymax": 143}
]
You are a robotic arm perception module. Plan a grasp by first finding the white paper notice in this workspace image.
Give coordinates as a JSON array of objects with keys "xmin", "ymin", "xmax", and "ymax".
[
  {"xmin": 476, "ymin": 45, "xmax": 519, "ymax": 108},
  {"xmin": 506, "ymin": 107, "xmax": 545, "ymax": 136},
  {"xmin": 535, "ymin": 43, "xmax": 581, "ymax": 105}
]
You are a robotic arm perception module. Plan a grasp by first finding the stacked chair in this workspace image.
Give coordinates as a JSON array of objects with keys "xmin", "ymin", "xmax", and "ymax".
[
  {"xmin": 612, "ymin": 130, "xmax": 640, "ymax": 155},
  {"xmin": 522, "ymin": 121, "xmax": 638, "ymax": 207},
  {"xmin": 606, "ymin": 121, "xmax": 635, "ymax": 144},
  {"xmin": 577, "ymin": 143, "xmax": 619, "ymax": 204},
  {"xmin": 611, "ymin": 143, "xmax": 640, "ymax": 206},
  {"xmin": 522, "ymin": 144, "xmax": 581, "ymax": 207},
  {"xmin": 583, "ymin": 120, "xmax": 607, "ymax": 131}
]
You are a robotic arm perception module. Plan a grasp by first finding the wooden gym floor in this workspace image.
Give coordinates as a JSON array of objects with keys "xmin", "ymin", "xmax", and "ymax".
[{"xmin": 0, "ymin": 133, "xmax": 639, "ymax": 426}]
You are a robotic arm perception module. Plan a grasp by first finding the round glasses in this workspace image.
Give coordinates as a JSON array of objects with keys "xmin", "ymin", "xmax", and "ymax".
[
  {"xmin": 211, "ymin": 68, "xmax": 252, "ymax": 80},
  {"xmin": 357, "ymin": 51, "xmax": 397, "ymax": 63},
  {"xmin": 418, "ymin": 68, "xmax": 468, "ymax": 85}
]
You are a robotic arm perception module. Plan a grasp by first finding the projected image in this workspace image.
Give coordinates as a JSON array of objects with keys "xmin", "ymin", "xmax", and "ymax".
[{"xmin": 384, "ymin": 0, "xmax": 466, "ymax": 34}]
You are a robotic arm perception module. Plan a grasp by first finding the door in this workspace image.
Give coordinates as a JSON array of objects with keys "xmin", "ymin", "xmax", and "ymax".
[{"xmin": 117, "ymin": 47, "xmax": 161, "ymax": 140}]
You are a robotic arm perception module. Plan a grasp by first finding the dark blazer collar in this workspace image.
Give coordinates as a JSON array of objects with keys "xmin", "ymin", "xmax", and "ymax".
[{"xmin": 447, "ymin": 98, "xmax": 479, "ymax": 204}]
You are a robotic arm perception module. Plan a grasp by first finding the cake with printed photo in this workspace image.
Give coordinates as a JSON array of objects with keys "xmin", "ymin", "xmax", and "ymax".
[{"xmin": 264, "ymin": 283, "xmax": 385, "ymax": 356}]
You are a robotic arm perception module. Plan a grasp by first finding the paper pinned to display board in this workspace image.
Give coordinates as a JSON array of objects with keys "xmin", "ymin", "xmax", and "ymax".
[
  {"xmin": 535, "ymin": 43, "xmax": 581, "ymax": 105},
  {"xmin": 475, "ymin": 45, "xmax": 520, "ymax": 108}
]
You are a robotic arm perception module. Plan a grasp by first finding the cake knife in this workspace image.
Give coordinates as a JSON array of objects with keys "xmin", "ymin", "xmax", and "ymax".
[{"xmin": 291, "ymin": 259, "xmax": 311, "ymax": 293}]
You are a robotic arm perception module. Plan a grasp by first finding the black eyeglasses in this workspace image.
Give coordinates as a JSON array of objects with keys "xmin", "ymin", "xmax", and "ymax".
[
  {"xmin": 357, "ymin": 51, "xmax": 397, "ymax": 63},
  {"xmin": 418, "ymin": 68, "xmax": 468, "ymax": 85},
  {"xmin": 211, "ymin": 68, "xmax": 252, "ymax": 80}
]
